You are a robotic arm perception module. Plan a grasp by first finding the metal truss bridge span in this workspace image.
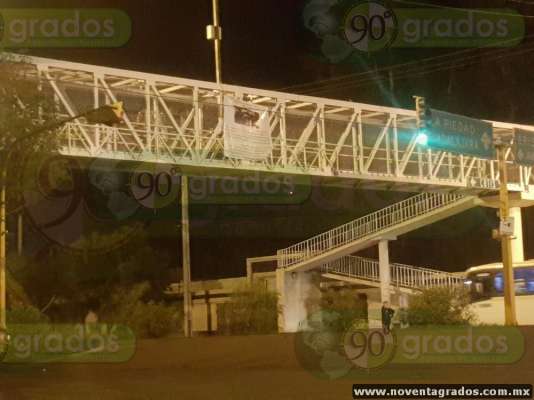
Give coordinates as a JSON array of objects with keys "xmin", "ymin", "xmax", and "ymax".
[{"xmin": 10, "ymin": 54, "xmax": 534, "ymax": 194}]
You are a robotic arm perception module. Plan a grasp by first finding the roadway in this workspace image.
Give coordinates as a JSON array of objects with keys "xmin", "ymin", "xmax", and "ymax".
[{"xmin": 0, "ymin": 329, "xmax": 533, "ymax": 399}]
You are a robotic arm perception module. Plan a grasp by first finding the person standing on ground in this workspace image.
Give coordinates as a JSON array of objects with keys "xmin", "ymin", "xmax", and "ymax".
[{"xmin": 381, "ymin": 301, "xmax": 395, "ymax": 334}]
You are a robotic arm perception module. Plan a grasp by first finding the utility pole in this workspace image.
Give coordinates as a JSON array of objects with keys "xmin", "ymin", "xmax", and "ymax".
[
  {"xmin": 182, "ymin": 0, "xmax": 222, "ymax": 337},
  {"xmin": 207, "ymin": 0, "xmax": 223, "ymax": 85},
  {"xmin": 180, "ymin": 0, "xmax": 223, "ymax": 338},
  {"xmin": 0, "ymin": 167, "xmax": 6, "ymax": 347},
  {"xmin": 496, "ymin": 143, "xmax": 518, "ymax": 326},
  {"xmin": 17, "ymin": 213, "xmax": 23, "ymax": 256},
  {"xmin": 181, "ymin": 175, "xmax": 192, "ymax": 337}
]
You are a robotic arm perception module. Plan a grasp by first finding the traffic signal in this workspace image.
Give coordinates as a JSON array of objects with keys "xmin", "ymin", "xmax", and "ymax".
[
  {"xmin": 86, "ymin": 102, "xmax": 124, "ymax": 126},
  {"xmin": 108, "ymin": 102, "xmax": 125, "ymax": 125},
  {"xmin": 414, "ymin": 96, "xmax": 430, "ymax": 145}
]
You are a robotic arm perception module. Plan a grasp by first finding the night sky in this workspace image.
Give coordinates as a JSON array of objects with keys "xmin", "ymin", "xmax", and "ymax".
[{"xmin": 6, "ymin": 0, "xmax": 534, "ymax": 279}]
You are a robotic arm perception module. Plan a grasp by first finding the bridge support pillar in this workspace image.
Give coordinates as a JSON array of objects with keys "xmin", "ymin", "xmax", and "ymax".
[
  {"xmin": 510, "ymin": 207, "xmax": 524, "ymax": 263},
  {"xmin": 379, "ymin": 240, "xmax": 391, "ymax": 304},
  {"xmin": 276, "ymin": 269, "xmax": 317, "ymax": 333}
]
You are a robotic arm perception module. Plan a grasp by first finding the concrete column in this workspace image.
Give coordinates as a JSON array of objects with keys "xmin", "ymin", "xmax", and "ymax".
[
  {"xmin": 246, "ymin": 259, "xmax": 253, "ymax": 285},
  {"xmin": 276, "ymin": 269, "xmax": 314, "ymax": 333},
  {"xmin": 379, "ymin": 240, "xmax": 391, "ymax": 304},
  {"xmin": 510, "ymin": 207, "xmax": 524, "ymax": 264},
  {"xmin": 399, "ymin": 292, "xmax": 409, "ymax": 308},
  {"xmin": 276, "ymin": 268, "xmax": 286, "ymax": 332}
]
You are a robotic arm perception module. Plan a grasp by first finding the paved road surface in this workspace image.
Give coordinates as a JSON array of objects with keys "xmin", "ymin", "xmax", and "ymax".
[{"xmin": 0, "ymin": 330, "xmax": 533, "ymax": 399}]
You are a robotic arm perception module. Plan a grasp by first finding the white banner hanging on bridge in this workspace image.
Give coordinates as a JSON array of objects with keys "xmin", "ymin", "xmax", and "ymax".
[{"xmin": 223, "ymin": 96, "xmax": 272, "ymax": 161}]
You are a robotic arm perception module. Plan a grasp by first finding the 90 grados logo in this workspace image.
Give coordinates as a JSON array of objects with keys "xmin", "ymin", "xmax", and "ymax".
[
  {"xmin": 303, "ymin": 0, "xmax": 524, "ymax": 60},
  {"xmin": 343, "ymin": 1, "xmax": 398, "ymax": 52}
]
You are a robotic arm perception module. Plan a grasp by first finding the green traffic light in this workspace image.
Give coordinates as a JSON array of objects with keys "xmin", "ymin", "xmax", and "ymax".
[{"xmin": 416, "ymin": 131, "xmax": 428, "ymax": 146}]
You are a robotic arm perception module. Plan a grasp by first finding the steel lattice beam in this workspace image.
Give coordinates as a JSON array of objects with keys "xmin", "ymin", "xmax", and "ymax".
[{"xmin": 8, "ymin": 53, "xmax": 534, "ymax": 194}]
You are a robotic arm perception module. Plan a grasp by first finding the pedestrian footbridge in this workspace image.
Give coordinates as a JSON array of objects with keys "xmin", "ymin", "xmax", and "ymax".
[
  {"xmin": 274, "ymin": 192, "xmax": 479, "ymax": 331},
  {"xmin": 277, "ymin": 192, "xmax": 481, "ymax": 272},
  {"xmin": 320, "ymin": 255, "xmax": 465, "ymax": 329},
  {"xmin": 7, "ymin": 54, "xmax": 534, "ymax": 332},
  {"xmin": 322, "ymin": 255, "xmax": 464, "ymax": 291},
  {"xmin": 9, "ymin": 53, "xmax": 534, "ymax": 194}
]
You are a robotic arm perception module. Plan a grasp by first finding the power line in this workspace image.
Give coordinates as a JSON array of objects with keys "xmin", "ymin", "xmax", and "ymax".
[
  {"xmin": 303, "ymin": 39, "xmax": 534, "ymax": 93},
  {"xmin": 8, "ymin": 45, "xmax": 533, "ymax": 123},
  {"xmin": 302, "ymin": 44, "xmax": 534, "ymax": 96},
  {"xmin": 283, "ymin": 37, "xmax": 531, "ymax": 94},
  {"xmin": 279, "ymin": 47, "xmax": 484, "ymax": 93},
  {"xmin": 280, "ymin": 10, "xmax": 534, "ymax": 93}
]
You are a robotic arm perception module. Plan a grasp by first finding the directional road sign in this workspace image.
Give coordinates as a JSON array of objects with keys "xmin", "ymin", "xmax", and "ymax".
[
  {"xmin": 513, "ymin": 128, "xmax": 534, "ymax": 165},
  {"xmin": 425, "ymin": 109, "xmax": 494, "ymax": 158}
]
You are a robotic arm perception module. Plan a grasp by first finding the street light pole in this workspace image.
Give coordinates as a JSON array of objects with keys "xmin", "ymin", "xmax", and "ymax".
[
  {"xmin": 180, "ymin": 0, "xmax": 223, "ymax": 338},
  {"xmin": 16, "ymin": 213, "xmax": 22, "ymax": 256},
  {"xmin": 211, "ymin": 0, "xmax": 223, "ymax": 85},
  {"xmin": 181, "ymin": 175, "xmax": 192, "ymax": 338},
  {"xmin": 0, "ymin": 167, "xmax": 6, "ymax": 339},
  {"xmin": 496, "ymin": 144, "xmax": 518, "ymax": 326}
]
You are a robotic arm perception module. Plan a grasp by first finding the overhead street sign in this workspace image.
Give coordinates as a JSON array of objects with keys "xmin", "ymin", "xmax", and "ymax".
[
  {"xmin": 426, "ymin": 109, "xmax": 494, "ymax": 159},
  {"xmin": 513, "ymin": 128, "xmax": 534, "ymax": 165}
]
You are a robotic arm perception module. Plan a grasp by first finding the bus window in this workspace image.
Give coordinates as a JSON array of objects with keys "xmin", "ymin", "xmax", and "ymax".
[
  {"xmin": 528, "ymin": 268, "xmax": 534, "ymax": 293},
  {"xmin": 468, "ymin": 272, "xmax": 495, "ymax": 301},
  {"xmin": 474, "ymin": 282, "xmax": 484, "ymax": 295},
  {"xmin": 494, "ymin": 267, "xmax": 534, "ymax": 295},
  {"xmin": 494, "ymin": 274, "xmax": 503, "ymax": 293}
]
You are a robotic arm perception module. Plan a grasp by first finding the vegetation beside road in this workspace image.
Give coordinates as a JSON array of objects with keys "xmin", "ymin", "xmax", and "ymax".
[
  {"xmin": 217, "ymin": 283, "xmax": 278, "ymax": 335},
  {"xmin": 406, "ymin": 286, "xmax": 475, "ymax": 326}
]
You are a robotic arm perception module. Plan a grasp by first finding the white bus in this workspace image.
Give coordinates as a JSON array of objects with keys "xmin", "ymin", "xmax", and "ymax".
[{"xmin": 465, "ymin": 260, "xmax": 534, "ymax": 326}]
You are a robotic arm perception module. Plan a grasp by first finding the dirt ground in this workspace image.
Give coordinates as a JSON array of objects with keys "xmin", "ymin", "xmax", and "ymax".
[{"xmin": 0, "ymin": 329, "xmax": 533, "ymax": 400}]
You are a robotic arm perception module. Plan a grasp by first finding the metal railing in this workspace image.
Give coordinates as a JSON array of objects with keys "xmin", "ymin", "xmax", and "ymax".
[
  {"xmin": 278, "ymin": 192, "xmax": 464, "ymax": 268},
  {"xmin": 13, "ymin": 54, "xmax": 534, "ymax": 194},
  {"xmin": 322, "ymin": 256, "xmax": 465, "ymax": 290}
]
